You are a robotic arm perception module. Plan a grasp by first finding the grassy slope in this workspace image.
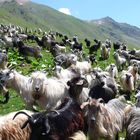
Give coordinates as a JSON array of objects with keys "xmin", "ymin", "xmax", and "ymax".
[{"xmin": 0, "ymin": 39, "xmax": 135, "ymax": 115}]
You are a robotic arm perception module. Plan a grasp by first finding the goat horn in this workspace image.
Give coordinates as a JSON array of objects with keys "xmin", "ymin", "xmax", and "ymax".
[
  {"xmin": 80, "ymin": 102, "xmax": 89, "ymax": 109},
  {"xmin": 51, "ymin": 110, "xmax": 60, "ymax": 115},
  {"xmin": 98, "ymin": 98, "xmax": 105, "ymax": 103},
  {"xmin": 13, "ymin": 111, "xmax": 32, "ymax": 120},
  {"xmin": 21, "ymin": 120, "xmax": 29, "ymax": 129}
]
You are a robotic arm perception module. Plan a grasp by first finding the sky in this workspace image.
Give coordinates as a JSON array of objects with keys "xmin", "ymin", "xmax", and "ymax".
[{"xmin": 30, "ymin": 0, "xmax": 140, "ymax": 28}]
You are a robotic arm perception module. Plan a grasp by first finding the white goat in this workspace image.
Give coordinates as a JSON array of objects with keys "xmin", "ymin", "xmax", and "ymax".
[
  {"xmin": 0, "ymin": 69, "xmax": 34, "ymax": 109},
  {"xmin": 1, "ymin": 34, "xmax": 13, "ymax": 48},
  {"xmin": 120, "ymin": 70, "xmax": 134, "ymax": 92},
  {"xmin": 54, "ymin": 43, "xmax": 66, "ymax": 53},
  {"xmin": 127, "ymin": 64, "xmax": 139, "ymax": 87},
  {"xmin": 0, "ymin": 110, "xmax": 33, "ymax": 140},
  {"xmin": 30, "ymin": 71, "xmax": 69, "ymax": 110},
  {"xmin": 131, "ymin": 49, "xmax": 140, "ymax": 58},
  {"xmin": 54, "ymin": 65, "xmax": 78, "ymax": 80},
  {"xmin": 105, "ymin": 63, "xmax": 118, "ymax": 79},
  {"xmin": 114, "ymin": 52, "xmax": 126, "ymax": 70},
  {"xmin": 130, "ymin": 59, "xmax": 140, "ymax": 74},
  {"xmin": 70, "ymin": 60, "xmax": 92, "ymax": 75},
  {"xmin": 100, "ymin": 43, "xmax": 110, "ymax": 60}
]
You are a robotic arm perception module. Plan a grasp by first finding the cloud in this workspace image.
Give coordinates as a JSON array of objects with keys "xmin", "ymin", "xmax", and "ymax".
[{"xmin": 58, "ymin": 8, "xmax": 71, "ymax": 15}]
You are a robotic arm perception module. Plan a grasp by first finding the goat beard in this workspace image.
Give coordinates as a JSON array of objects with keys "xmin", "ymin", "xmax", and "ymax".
[{"xmin": 32, "ymin": 92, "xmax": 41, "ymax": 100}]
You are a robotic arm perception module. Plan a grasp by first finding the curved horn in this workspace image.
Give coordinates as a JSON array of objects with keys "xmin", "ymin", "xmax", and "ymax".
[
  {"xmin": 80, "ymin": 101, "xmax": 89, "ymax": 109},
  {"xmin": 21, "ymin": 120, "xmax": 30, "ymax": 129},
  {"xmin": 13, "ymin": 111, "xmax": 32, "ymax": 120},
  {"xmin": 50, "ymin": 110, "xmax": 60, "ymax": 115},
  {"xmin": 98, "ymin": 98, "xmax": 105, "ymax": 103},
  {"xmin": 44, "ymin": 118, "xmax": 50, "ymax": 134}
]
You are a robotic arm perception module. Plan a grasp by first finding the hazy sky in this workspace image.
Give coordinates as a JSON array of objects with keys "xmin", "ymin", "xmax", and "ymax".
[{"xmin": 31, "ymin": 0, "xmax": 140, "ymax": 28}]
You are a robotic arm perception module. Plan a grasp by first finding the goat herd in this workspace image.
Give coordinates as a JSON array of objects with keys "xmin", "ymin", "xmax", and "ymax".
[{"xmin": 0, "ymin": 23, "xmax": 140, "ymax": 140}]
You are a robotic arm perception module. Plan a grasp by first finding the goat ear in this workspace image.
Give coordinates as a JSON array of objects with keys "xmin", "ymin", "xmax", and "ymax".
[
  {"xmin": 82, "ymin": 78, "xmax": 89, "ymax": 87},
  {"xmin": 80, "ymin": 101, "xmax": 89, "ymax": 109},
  {"xmin": 76, "ymin": 78, "xmax": 88, "ymax": 87},
  {"xmin": 29, "ymin": 78, "xmax": 33, "ymax": 83}
]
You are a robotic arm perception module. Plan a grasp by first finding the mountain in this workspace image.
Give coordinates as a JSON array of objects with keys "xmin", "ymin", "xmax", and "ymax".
[
  {"xmin": 0, "ymin": 0, "xmax": 140, "ymax": 48},
  {"xmin": 0, "ymin": 0, "xmax": 99, "ymax": 39},
  {"xmin": 89, "ymin": 17, "xmax": 140, "ymax": 47}
]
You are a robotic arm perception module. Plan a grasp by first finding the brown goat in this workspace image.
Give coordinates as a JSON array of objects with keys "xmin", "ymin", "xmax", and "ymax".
[{"xmin": 81, "ymin": 97, "xmax": 127, "ymax": 140}]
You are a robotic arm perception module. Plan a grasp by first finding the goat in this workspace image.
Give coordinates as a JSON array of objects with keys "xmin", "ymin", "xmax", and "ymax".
[
  {"xmin": 30, "ymin": 71, "xmax": 69, "ymax": 110},
  {"xmin": 53, "ymin": 43, "xmax": 66, "ymax": 54},
  {"xmin": 84, "ymin": 38, "xmax": 91, "ymax": 48},
  {"xmin": 114, "ymin": 52, "xmax": 127, "ymax": 71},
  {"xmin": 0, "ymin": 110, "xmax": 33, "ymax": 140},
  {"xmin": 120, "ymin": 70, "xmax": 134, "ymax": 100},
  {"xmin": 129, "ymin": 59, "xmax": 140, "ymax": 74},
  {"xmin": 54, "ymin": 65, "xmax": 78, "ymax": 80},
  {"xmin": 89, "ymin": 40, "xmax": 101, "ymax": 54},
  {"xmin": 113, "ymin": 42, "xmax": 121, "ymax": 50},
  {"xmin": 127, "ymin": 63, "xmax": 139, "ymax": 87},
  {"xmin": 105, "ymin": 39, "xmax": 111, "ymax": 48},
  {"xmin": 105, "ymin": 63, "xmax": 118, "ymax": 79},
  {"xmin": 81, "ymin": 97, "xmax": 127, "ymax": 140},
  {"xmin": 67, "ymin": 76, "xmax": 89, "ymax": 105},
  {"xmin": 54, "ymin": 53, "xmax": 78, "ymax": 68},
  {"xmin": 129, "ymin": 49, "xmax": 140, "ymax": 58},
  {"xmin": 17, "ymin": 41, "xmax": 42, "ymax": 59},
  {"xmin": 13, "ymin": 97, "xmax": 84, "ymax": 140},
  {"xmin": 125, "ymin": 107, "xmax": 140, "ymax": 140},
  {"xmin": 89, "ymin": 71, "xmax": 118, "ymax": 103},
  {"xmin": 100, "ymin": 43, "xmax": 110, "ymax": 60},
  {"xmin": 0, "ymin": 52, "xmax": 8, "ymax": 69},
  {"xmin": 70, "ymin": 60, "xmax": 92, "ymax": 75},
  {"xmin": 0, "ymin": 69, "xmax": 34, "ymax": 109},
  {"xmin": 135, "ymin": 84, "xmax": 140, "ymax": 107}
]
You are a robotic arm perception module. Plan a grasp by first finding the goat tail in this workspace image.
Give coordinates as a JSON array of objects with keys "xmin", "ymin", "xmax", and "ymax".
[{"xmin": 69, "ymin": 131, "xmax": 87, "ymax": 140}]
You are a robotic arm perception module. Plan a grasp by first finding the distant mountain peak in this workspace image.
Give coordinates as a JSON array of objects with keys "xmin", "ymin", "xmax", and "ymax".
[
  {"xmin": 90, "ymin": 16, "xmax": 116, "ymax": 25},
  {"xmin": 102, "ymin": 16, "xmax": 116, "ymax": 23}
]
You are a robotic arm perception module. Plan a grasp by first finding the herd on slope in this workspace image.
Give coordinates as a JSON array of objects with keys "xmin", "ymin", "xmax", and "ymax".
[{"xmin": 0, "ymin": 23, "xmax": 140, "ymax": 140}]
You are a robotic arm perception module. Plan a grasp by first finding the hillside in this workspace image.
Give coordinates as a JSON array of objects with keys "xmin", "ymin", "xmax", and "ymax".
[
  {"xmin": 89, "ymin": 17, "xmax": 140, "ymax": 48},
  {"xmin": 0, "ymin": 0, "xmax": 140, "ymax": 48}
]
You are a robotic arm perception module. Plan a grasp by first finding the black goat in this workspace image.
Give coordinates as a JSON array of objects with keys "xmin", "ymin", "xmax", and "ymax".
[
  {"xmin": 113, "ymin": 42, "xmax": 121, "ymax": 51},
  {"xmin": 84, "ymin": 38, "xmax": 91, "ymax": 48},
  {"xmin": 17, "ymin": 41, "xmax": 42, "ymax": 59},
  {"xmin": 89, "ymin": 40, "xmax": 101, "ymax": 54},
  {"xmin": 13, "ymin": 97, "xmax": 84, "ymax": 140},
  {"xmin": 89, "ymin": 72, "xmax": 117, "ymax": 103}
]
